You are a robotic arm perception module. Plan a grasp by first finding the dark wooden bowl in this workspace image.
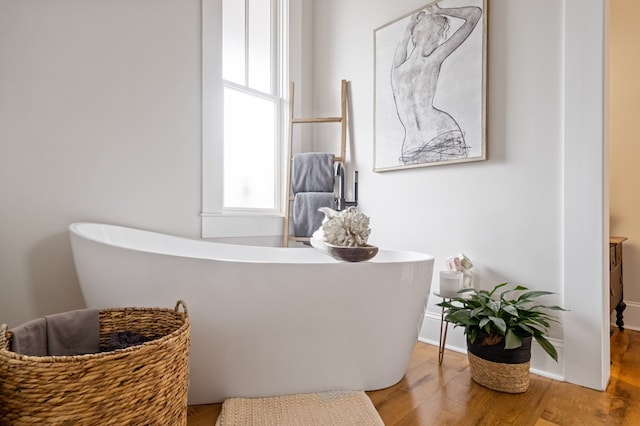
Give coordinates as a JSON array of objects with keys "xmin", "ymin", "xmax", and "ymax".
[{"xmin": 310, "ymin": 236, "xmax": 379, "ymax": 262}]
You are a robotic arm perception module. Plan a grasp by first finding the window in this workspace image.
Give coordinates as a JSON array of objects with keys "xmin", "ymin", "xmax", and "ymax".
[
  {"xmin": 202, "ymin": 0, "xmax": 288, "ymax": 237},
  {"xmin": 223, "ymin": 88, "xmax": 277, "ymax": 209},
  {"xmin": 222, "ymin": 0, "xmax": 280, "ymax": 210}
]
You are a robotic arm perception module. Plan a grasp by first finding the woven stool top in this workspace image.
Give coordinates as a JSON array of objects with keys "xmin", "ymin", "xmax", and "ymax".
[{"xmin": 216, "ymin": 390, "xmax": 384, "ymax": 426}]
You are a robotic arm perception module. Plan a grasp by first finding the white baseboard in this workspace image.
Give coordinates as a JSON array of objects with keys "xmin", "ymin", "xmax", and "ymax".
[{"xmin": 419, "ymin": 310, "xmax": 565, "ymax": 381}]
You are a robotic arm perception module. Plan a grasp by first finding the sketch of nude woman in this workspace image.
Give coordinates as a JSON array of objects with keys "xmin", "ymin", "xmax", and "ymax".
[{"xmin": 391, "ymin": 1, "xmax": 482, "ymax": 165}]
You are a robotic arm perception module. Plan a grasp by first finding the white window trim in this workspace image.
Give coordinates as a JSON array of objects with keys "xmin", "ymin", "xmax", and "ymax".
[{"xmin": 201, "ymin": 0, "xmax": 290, "ymax": 239}]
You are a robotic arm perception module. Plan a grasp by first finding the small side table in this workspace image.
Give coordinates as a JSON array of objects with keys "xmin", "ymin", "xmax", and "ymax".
[{"xmin": 433, "ymin": 292, "xmax": 451, "ymax": 365}]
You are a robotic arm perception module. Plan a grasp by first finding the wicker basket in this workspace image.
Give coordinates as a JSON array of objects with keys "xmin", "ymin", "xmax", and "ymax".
[
  {"xmin": 468, "ymin": 352, "xmax": 530, "ymax": 393},
  {"xmin": 466, "ymin": 334, "xmax": 531, "ymax": 393},
  {"xmin": 0, "ymin": 300, "xmax": 190, "ymax": 426}
]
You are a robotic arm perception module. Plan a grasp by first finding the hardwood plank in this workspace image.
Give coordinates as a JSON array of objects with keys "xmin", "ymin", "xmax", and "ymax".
[
  {"xmin": 187, "ymin": 404, "xmax": 221, "ymax": 426},
  {"xmin": 188, "ymin": 329, "xmax": 640, "ymax": 425}
]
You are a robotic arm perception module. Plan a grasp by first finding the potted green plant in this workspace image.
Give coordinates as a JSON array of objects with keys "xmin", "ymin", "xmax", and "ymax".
[{"xmin": 437, "ymin": 282, "xmax": 566, "ymax": 393}]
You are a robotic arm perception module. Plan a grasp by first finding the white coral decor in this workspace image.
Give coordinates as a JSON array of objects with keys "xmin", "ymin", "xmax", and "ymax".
[{"xmin": 320, "ymin": 207, "xmax": 371, "ymax": 247}]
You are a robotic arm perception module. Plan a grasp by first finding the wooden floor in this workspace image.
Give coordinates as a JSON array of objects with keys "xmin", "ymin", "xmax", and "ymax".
[{"xmin": 187, "ymin": 329, "xmax": 640, "ymax": 425}]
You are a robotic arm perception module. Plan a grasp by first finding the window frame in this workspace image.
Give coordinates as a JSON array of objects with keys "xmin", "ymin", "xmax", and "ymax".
[{"xmin": 201, "ymin": 0, "xmax": 289, "ymax": 238}]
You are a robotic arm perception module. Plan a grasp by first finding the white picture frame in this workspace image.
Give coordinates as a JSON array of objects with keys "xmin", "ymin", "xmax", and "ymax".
[{"xmin": 374, "ymin": 0, "xmax": 487, "ymax": 172}]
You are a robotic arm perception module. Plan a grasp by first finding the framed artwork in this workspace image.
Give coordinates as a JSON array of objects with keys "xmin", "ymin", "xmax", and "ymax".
[{"xmin": 373, "ymin": 0, "xmax": 487, "ymax": 172}]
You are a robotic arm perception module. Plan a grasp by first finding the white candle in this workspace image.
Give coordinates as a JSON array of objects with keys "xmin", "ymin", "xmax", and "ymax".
[{"xmin": 439, "ymin": 270, "xmax": 463, "ymax": 297}]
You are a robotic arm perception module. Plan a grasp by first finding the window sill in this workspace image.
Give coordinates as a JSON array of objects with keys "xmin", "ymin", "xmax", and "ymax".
[{"xmin": 201, "ymin": 212, "xmax": 284, "ymax": 238}]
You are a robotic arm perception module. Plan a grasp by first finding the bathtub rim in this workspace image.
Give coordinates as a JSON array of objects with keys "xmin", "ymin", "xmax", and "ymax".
[{"xmin": 69, "ymin": 222, "xmax": 435, "ymax": 265}]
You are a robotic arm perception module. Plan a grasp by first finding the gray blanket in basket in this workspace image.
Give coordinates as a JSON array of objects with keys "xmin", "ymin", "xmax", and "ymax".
[
  {"xmin": 46, "ymin": 309, "xmax": 99, "ymax": 356},
  {"xmin": 9, "ymin": 318, "xmax": 47, "ymax": 356},
  {"xmin": 10, "ymin": 309, "xmax": 99, "ymax": 356}
]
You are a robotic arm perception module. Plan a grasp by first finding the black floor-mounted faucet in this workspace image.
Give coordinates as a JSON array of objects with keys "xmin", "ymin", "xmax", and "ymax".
[{"xmin": 335, "ymin": 162, "xmax": 358, "ymax": 211}]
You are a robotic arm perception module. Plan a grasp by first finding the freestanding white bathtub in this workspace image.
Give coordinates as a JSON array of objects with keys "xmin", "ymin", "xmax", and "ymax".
[{"xmin": 69, "ymin": 222, "xmax": 434, "ymax": 404}]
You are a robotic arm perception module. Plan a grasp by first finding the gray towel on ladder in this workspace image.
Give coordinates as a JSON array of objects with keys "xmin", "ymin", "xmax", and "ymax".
[
  {"xmin": 292, "ymin": 153, "xmax": 335, "ymax": 194},
  {"xmin": 293, "ymin": 192, "xmax": 336, "ymax": 237}
]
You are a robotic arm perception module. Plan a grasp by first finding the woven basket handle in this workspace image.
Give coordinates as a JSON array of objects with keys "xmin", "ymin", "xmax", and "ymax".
[
  {"xmin": 0, "ymin": 324, "xmax": 8, "ymax": 351},
  {"xmin": 174, "ymin": 300, "xmax": 188, "ymax": 316}
]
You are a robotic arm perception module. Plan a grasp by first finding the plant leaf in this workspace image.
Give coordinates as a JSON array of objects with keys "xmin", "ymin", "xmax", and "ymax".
[
  {"xmin": 518, "ymin": 323, "xmax": 535, "ymax": 335},
  {"xmin": 468, "ymin": 328, "xmax": 477, "ymax": 343},
  {"xmin": 502, "ymin": 304, "xmax": 519, "ymax": 317},
  {"xmin": 504, "ymin": 329, "xmax": 522, "ymax": 349},
  {"xmin": 479, "ymin": 318, "xmax": 490, "ymax": 329},
  {"xmin": 518, "ymin": 290, "xmax": 554, "ymax": 302},
  {"xmin": 487, "ymin": 300, "xmax": 501, "ymax": 314},
  {"xmin": 535, "ymin": 335, "xmax": 559, "ymax": 362},
  {"xmin": 437, "ymin": 301, "xmax": 461, "ymax": 310},
  {"xmin": 470, "ymin": 306, "xmax": 485, "ymax": 318},
  {"xmin": 542, "ymin": 305, "xmax": 567, "ymax": 311},
  {"xmin": 445, "ymin": 310, "xmax": 473, "ymax": 326},
  {"xmin": 499, "ymin": 285, "xmax": 528, "ymax": 301},
  {"xmin": 489, "ymin": 316, "xmax": 507, "ymax": 334},
  {"xmin": 488, "ymin": 282, "xmax": 509, "ymax": 297}
]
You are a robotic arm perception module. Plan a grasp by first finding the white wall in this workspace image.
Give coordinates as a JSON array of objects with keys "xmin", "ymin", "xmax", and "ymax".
[
  {"xmin": 306, "ymin": 0, "xmax": 608, "ymax": 388},
  {"xmin": 0, "ymin": 0, "xmax": 202, "ymax": 325},
  {"xmin": 309, "ymin": 0, "xmax": 560, "ymax": 293}
]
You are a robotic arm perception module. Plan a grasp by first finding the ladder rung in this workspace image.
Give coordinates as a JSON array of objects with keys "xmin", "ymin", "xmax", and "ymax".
[
  {"xmin": 288, "ymin": 157, "xmax": 344, "ymax": 164},
  {"xmin": 292, "ymin": 117, "xmax": 343, "ymax": 123}
]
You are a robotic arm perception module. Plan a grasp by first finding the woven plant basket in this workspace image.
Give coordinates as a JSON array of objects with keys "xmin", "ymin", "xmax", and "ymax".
[
  {"xmin": 467, "ymin": 334, "xmax": 531, "ymax": 393},
  {"xmin": 0, "ymin": 300, "xmax": 190, "ymax": 426}
]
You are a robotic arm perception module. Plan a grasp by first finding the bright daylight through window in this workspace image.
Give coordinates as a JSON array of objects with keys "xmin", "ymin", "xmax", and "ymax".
[{"xmin": 222, "ymin": 0, "xmax": 281, "ymax": 210}]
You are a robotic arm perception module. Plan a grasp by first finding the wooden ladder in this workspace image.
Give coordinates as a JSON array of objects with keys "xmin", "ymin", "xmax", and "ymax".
[{"xmin": 283, "ymin": 79, "xmax": 348, "ymax": 247}]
